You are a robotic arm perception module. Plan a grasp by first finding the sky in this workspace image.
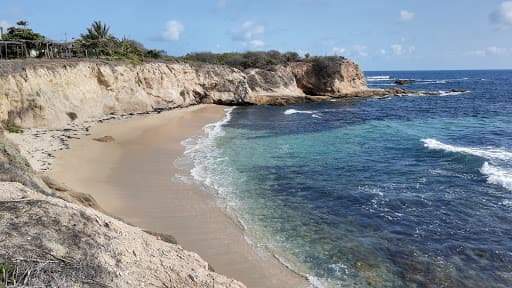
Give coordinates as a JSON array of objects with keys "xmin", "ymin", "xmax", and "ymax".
[{"xmin": 1, "ymin": 0, "xmax": 512, "ymax": 70}]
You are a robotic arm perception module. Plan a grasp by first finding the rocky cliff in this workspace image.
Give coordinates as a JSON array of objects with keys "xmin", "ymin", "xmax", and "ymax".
[
  {"xmin": 289, "ymin": 58, "xmax": 367, "ymax": 96},
  {"xmin": 0, "ymin": 59, "xmax": 368, "ymax": 128}
]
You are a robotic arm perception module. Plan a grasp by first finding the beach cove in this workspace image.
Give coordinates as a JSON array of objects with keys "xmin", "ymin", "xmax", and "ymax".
[{"xmin": 48, "ymin": 104, "xmax": 308, "ymax": 288}]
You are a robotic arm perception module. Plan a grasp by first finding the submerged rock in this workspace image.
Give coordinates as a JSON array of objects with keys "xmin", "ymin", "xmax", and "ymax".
[{"xmin": 394, "ymin": 79, "xmax": 414, "ymax": 85}]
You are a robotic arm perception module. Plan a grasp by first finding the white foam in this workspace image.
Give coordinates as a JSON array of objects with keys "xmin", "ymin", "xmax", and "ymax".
[
  {"xmin": 421, "ymin": 138, "xmax": 512, "ymax": 161},
  {"xmin": 284, "ymin": 109, "xmax": 316, "ymax": 115},
  {"xmin": 422, "ymin": 138, "xmax": 512, "ymax": 192},
  {"xmin": 480, "ymin": 162, "xmax": 512, "ymax": 191},
  {"xmin": 367, "ymin": 76, "xmax": 392, "ymax": 81},
  {"xmin": 437, "ymin": 90, "xmax": 470, "ymax": 96},
  {"xmin": 181, "ymin": 107, "xmax": 236, "ymax": 196}
]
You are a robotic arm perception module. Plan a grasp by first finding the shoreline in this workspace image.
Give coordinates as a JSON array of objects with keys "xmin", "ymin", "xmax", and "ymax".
[{"xmin": 45, "ymin": 104, "xmax": 308, "ymax": 288}]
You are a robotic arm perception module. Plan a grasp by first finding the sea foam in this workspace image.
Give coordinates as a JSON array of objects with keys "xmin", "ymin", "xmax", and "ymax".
[
  {"xmin": 421, "ymin": 138, "xmax": 512, "ymax": 161},
  {"xmin": 422, "ymin": 138, "xmax": 512, "ymax": 191},
  {"xmin": 480, "ymin": 162, "xmax": 512, "ymax": 191},
  {"xmin": 367, "ymin": 76, "xmax": 392, "ymax": 81},
  {"xmin": 284, "ymin": 109, "xmax": 316, "ymax": 115}
]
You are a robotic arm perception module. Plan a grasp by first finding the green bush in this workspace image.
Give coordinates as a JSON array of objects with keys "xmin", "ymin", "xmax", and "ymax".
[
  {"xmin": 0, "ymin": 263, "xmax": 14, "ymax": 286},
  {"xmin": 181, "ymin": 51, "xmax": 346, "ymax": 71},
  {"xmin": 66, "ymin": 112, "xmax": 78, "ymax": 121},
  {"xmin": 6, "ymin": 125, "xmax": 24, "ymax": 134}
]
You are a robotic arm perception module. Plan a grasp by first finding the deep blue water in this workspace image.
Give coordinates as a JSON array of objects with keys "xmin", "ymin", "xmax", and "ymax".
[{"xmin": 184, "ymin": 70, "xmax": 512, "ymax": 287}]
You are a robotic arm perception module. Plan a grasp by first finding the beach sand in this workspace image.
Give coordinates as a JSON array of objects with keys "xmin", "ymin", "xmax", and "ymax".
[{"xmin": 49, "ymin": 104, "xmax": 308, "ymax": 288}]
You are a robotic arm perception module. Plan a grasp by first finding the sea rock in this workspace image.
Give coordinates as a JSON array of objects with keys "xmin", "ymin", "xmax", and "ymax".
[{"xmin": 394, "ymin": 79, "xmax": 414, "ymax": 85}]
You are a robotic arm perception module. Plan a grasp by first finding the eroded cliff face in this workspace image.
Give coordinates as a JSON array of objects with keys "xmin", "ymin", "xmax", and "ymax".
[
  {"xmin": 0, "ymin": 59, "xmax": 368, "ymax": 128},
  {"xmin": 0, "ymin": 61, "xmax": 250, "ymax": 128},
  {"xmin": 289, "ymin": 59, "xmax": 367, "ymax": 96}
]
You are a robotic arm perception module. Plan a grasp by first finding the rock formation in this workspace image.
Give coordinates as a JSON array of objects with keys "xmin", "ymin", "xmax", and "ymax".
[
  {"xmin": 0, "ymin": 59, "xmax": 369, "ymax": 128},
  {"xmin": 289, "ymin": 58, "xmax": 367, "ymax": 95}
]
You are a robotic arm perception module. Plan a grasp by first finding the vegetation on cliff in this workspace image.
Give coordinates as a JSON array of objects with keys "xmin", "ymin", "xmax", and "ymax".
[
  {"xmin": 181, "ymin": 51, "xmax": 347, "ymax": 71},
  {"xmin": 2, "ymin": 21, "xmax": 45, "ymax": 41},
  {"xmin": 1, "ymin": 20, "xmax": 349, "ymax": 70}
]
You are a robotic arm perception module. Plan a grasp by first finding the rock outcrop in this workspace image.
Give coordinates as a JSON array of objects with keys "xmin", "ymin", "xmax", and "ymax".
[
  {"xmin": 0, "ymin": 58, "xmax": 369, "ymax": 129},
  {"xmin": 289, "ymin": 58, "xmax": 367, "ymax": 96}
]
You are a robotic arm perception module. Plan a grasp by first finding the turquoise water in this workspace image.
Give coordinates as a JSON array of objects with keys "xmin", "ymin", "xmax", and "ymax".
[{"xmin": 183, "ymin": 70, "xmax": 512, "ymax": 287}]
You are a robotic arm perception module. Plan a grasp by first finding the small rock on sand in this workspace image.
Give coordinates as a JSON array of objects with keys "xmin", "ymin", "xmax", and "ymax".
[{"xmin": 93, "ymin": 136, "xmax": 115, "ymax": 143}]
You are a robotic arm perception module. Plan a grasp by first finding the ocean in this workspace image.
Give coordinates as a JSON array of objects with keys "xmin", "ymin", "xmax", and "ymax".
[{"xmin": 181, "ymin": 70, "xmax": 512, "ymax": 287}]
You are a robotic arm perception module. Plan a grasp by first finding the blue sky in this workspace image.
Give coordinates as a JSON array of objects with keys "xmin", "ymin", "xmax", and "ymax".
[{"xmin": 1, "ymin": 0, "xmax": 512, "ymax": 70}]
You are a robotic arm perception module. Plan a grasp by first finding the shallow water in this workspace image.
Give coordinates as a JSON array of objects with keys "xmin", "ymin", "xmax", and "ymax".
[{"xmin": 183, "ymin": 70, "xmax": 512, "ymax": 287}]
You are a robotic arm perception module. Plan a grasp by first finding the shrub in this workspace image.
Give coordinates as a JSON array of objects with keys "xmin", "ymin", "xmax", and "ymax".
[
  {"xmin": 181, "ymin": 51, "xmax": 347, "ymax": 71},
  {"xmin": 5, "ymin": 125, "xmax": 24, "ymax": 134},
  {"xmin": 66, "ymin": 112, "xmax": 78, "ymax": 121},
  {"xmin": 0, "ymin": 263, "xmax": 14, "ymax": 286}
]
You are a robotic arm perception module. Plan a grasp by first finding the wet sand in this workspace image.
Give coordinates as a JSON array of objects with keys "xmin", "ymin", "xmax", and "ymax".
[{"xmin": 49, "ymin": 104, "xmax": 308, "ymax": 288}]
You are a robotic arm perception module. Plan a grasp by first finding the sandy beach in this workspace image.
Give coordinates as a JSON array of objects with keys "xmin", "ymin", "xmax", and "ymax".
[{"xmin": 48, "ymin": 104, "xmax": 308, "ymax": 288}]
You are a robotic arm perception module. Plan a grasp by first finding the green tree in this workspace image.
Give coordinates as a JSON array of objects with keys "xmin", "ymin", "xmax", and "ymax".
[
  {"xmin": 3, "ymin": 20, "xmax": 45, "ymax": 41},
  {"xmin": 81, "ymin": 21, "xmax": 111, "ymax": 41},
  {"xmin": 16, "ymin": 20, "xmax": 28, "ymax": 27}
]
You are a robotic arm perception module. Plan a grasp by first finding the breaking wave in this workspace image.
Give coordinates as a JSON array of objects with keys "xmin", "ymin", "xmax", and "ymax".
[
  {"xmin": 367, "ymin": 76, "xmax": 392, "ymax": 81},
  {"xmin": 422, "ymin": 138, "xmax": 512, "ymax": 191},
  {"xmin": 480, "ymin": 162, "xmax": 512, "ymax": 191},
  {"xmin": 421, "ymin": 138, "xmax": 512, "ymax": 161},
  {"xmin": 284, "ymin": 109, "xmax": 316, "ymax": 115}
]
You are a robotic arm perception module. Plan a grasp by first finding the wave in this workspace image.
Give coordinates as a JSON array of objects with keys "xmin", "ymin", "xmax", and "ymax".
[
  {"xmin": 284, "ymin": 109, "xmax": 316, "ymax": 115},
  {"xmin": 184, "ymin": 108, "xmax": 236, "ymax": 189},
  {"xmin": 481, "ymin": 162, "xmax": 512, "ymax": 191},
  {"xmin": 367, "ymin": 76, "xmax": 392, "ymax": 81},
  {"xmin": 437, "ymin": 90, "xmax": 470, "ymax": 96},
  {"xmin": 421, "ymin": 138, "xmax": 512, "ymax": 161},
  {"xmin": 422, "ymin": 138, "xmax": 512, "ymax": 191}
]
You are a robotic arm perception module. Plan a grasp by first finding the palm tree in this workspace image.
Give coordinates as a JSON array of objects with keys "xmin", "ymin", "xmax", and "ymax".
[
  {"xmin": 16, "ymin": 20, "xmax": 28, "ymax": 27},
  {"xmin": 82, "ymin": 21, "xmax": 111, "ymax": 40}
]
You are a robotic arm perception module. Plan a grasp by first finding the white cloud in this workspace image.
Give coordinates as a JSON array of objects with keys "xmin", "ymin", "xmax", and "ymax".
[
  {"xmin": 490, "ymin": 1, "xmax": 512, "ymax": 30},
  {"xmin": 390, "ymin": 44, "xmax": 415, "ymax": 56},
  {"xmin": 400, "ymin": 10, "xmax": 415, "ymax": 22},
  {"xmin": 353, "ymin": 45, "xmax": 368, "ymax": 57},
  {"xmin": 465, "ymin": 46, "xmax": 512, "ymax": 57},
  {"xmin": 231, "ymin": 21, "xmax": 265, "ymax": 49},
  {"xmin": 249, "ymin": 39, "xmax": 265, "ymax": 48},
  {"xmin": 162, "ymin": 20, "xmax": 184, "ymax": 41},
  {"xmin": 332, "ymin": 47, "xmax": 348, "ymax": 55}
]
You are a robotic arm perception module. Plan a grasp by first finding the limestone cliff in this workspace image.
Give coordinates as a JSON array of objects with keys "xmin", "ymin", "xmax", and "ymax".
[
  {"xmin": 289, "ymin": 58, "xmax": 367, "ymax": 96},
  {"xmin": 0, "ymin": 60, "xmax": 250, "ymax": 128},
  {"xmin": 0, "ymin": 59, "xmax": 369, "ymax": 129}
]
